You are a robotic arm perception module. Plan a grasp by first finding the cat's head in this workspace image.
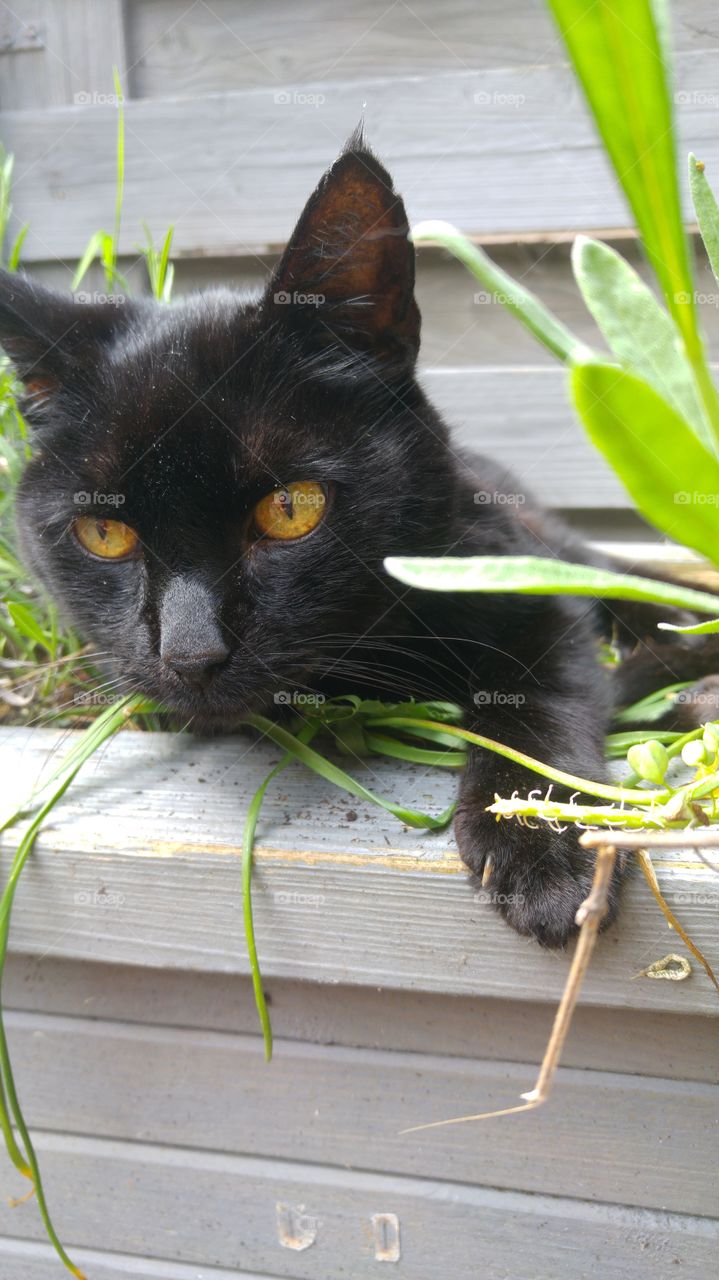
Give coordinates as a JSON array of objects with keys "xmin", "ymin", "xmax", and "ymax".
[{"xmin": 0, "ymin": 134, "xmax": 456, "ymax": 723}]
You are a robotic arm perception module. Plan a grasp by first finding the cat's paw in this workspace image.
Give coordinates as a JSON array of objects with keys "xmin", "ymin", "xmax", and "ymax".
[{"xmin": 454, "ymin": 802, "xmax": 623, "ymax": 948}]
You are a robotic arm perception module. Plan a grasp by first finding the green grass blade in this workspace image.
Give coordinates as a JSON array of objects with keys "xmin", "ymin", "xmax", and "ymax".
[
  {"xmin": 658, "ymin": 616, "xmax": 719, "ymax": 635},
  {"xmin": 7, "ymin": 224, "xmax": 28, "ymax": 272},
  {"xmin": 0, "ymin": 765, "xmax": 89, "ymax": 1278},
  {"xmin": 157, "ymin": 226, "xmax": 174, "ymax": 302},
  {"xmin": 241, "ymin": 722, "xmax": 319, "ymax": 1060},
  {"xmin": 71, "ymin": 230, "xmax": 105, "ymax": 291},
  {"xmin": 384, "ymin": 554, "xmax": 719, "ymax": 613},
  {"xmin": 368, "ymin": 716, "xmax": 693, "ymax": 806},
  {"xmin": 411, "ymin": 220, "xmax": 594, "ymax": 364},
  {"xmin": 571, "ymin": 235, "xmax": 711, "ymax": 447},
  {"xmin": 6, "ymin": 601, "xmax": 53, "ymax": 653},
  {"xmin": 689, "ymin": 154, "xmax": 719, "ymax": 286},
  {"xmin": 571, "ymin": 362, "xmax": 719, "ymax": 564},
  {"xmin": 605, "ymin": 729, "xmax": 683, "ymax": 757},
  {"xmin": 110, "ymin": 67, "xmax": 125, "ymax": 289},
  {"xmin": 548, "ymin": 0, "xmax": 719, "ymax": 451},
  {"xmin": 614, "ymin": 680, "xmax": 693, "ymax": 725},
  {"xmin": 363, "ymin": 731, "xmax": 467, "ymax": 767},
  {"xmin": 247, "ymin": 715, "xmax": 455, "ymax": 829}
]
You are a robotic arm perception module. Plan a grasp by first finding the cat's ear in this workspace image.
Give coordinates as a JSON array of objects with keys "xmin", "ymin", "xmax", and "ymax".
[
  {"xmin": 0, "ymin": 269, "xmax": 137, "ymax": 405},
  {"xmin": 265, "ymin": 131, "xmax": 420, "ymax": 365}
]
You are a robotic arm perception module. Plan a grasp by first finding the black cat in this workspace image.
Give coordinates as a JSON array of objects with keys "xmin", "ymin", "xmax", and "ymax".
[{"xmin": 0, "ymin": 134, "xmax": 710, "ymax": 946}]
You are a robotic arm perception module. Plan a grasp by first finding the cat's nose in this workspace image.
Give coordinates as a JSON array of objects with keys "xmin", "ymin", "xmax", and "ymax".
[
  {"xmin": 158, "ymin": 575, "xmax": 229, "ymax": 690},
  {"xmin": 162, "ymin": 646, "xmax": 229, "ymax": 690}
]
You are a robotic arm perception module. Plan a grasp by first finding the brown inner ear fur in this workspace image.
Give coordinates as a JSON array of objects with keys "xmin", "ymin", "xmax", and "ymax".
[
  {"xmin": 23, "ymin": 374, "xmax": 58, "ymax": 406},
  {"xmin": 271, "ymin": 149, "xmax": 420, "ymax": 362}
]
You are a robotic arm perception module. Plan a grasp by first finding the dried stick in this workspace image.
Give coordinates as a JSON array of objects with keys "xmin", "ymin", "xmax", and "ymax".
[{"xmin": 400, "ymin": 841, "xmax": 617, "ymax": 1133}]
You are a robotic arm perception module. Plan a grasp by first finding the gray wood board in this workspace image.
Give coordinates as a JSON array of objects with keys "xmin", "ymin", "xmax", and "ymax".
[
  {"xmin": 3, "ymin": 51, "xmax": 719, "ymax": 259},
  {"xmin": 124, "ymin": 0, "xmax": 719, "ymax": 96},
  {"xmin": 5, "ymin": 1008, "xmax": 718, "ymax": 1215},
  {"xmin": 6, "ymin": 954, "xmax": 718, "ymax": 1081},
  {"xmin": 0, "ymin": 1238, "xmax": 267, "ymax": 1280},
  {"xmin": 0, "ymin": 1132, "xmax": 717, "ymax": 1279},
  {"xmin": 27, "ymin": 238, "xmax": 719, "ymax": 378},
  {"xmin": 2, "ymin": 728, "xmax": 718, "ymax": 1014}
]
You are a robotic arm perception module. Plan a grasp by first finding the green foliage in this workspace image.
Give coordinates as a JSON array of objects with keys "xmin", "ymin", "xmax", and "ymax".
[
  {"xmin": 689, "ymin": 153, "xmax": 719, "ymax": 286},
  {"xmin": 571, "ymin": 364, "xmax": 719, "ymax": 565},
  {"xmin": 411, "ymin": 220, "xmax": 594, "ymax": 364},
  {"xmin": 0, "ymin": 148, "xmax": 28, "ymax": 271},
  {"xmin": 414, "ymin": 3, "xmax": 719, "ymax": 580},
  {"xmin": 548, "ymin": 0, "xmax": 719, "ymax": 448},
  {"xmin": 384, "ymin": 555, "xmax": 719, "ymax": 613},
  {"xmin": 137, "ymin": 221, "xmax": 175, "ymax": 302},
  {"xmin": 571, "ymin": 235, "xmax": 710, "ymax": 447}
]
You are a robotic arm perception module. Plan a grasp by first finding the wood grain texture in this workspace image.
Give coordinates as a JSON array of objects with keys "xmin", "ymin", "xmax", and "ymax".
[
  {"xmin": 3, "ymin": 50, "xmax": 719, "ymax": 260},
  {"xmin": 0, "ymin": 1238, "xmax": 267, "ymax": 1280},
  {"xmin": 6, "ymin": 1008, "xmax": 718, "ymax": 1214},
  {"xmin": 0, "ymin": 1132, "xmax": 717, "ymax": 1278},
  {"xmin": 6, "ymin": 955, "xmax": 718, "ymax": 1081},
  {"xmin": 124, "ymin": 0, "xmax": 719, "ymax": 95},
  {"xmin": 0, "ymin": 0, "xmax": 128, "ymax": 111},
  {"xmin": 2, "ymin": 728, "xmax": 718, "ymax": 1014}
]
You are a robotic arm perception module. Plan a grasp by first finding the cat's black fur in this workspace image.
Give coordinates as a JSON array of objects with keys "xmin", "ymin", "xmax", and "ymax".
[{"xmin": 1, "ymin": 134, "xmax": 713, "ymax": 946}]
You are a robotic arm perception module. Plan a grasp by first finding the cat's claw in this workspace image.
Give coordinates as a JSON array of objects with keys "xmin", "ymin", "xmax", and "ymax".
[{"xmin": 455, "ymin": 806, "xmax": 624, "ymax": 949}]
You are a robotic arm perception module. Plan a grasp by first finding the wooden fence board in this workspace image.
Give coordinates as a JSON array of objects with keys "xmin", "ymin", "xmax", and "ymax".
[
  {"xmin": 6, "ymin": 1009, "xmax": 718, "ymax": 1214},
  {"xmin": 6, "ymin": 954, "xmax": 718, "ymax": 1081},
  {"xmin": 0, "ymin": 1133, "xmax": 717, "ymax": 1279},
  {"xmin": 2, "ymin": 728, "xmax": 718, "ymax": 1014},
  {"xmin": 3, "ymin": 51, "xmax": 719, "ymax": 260}
]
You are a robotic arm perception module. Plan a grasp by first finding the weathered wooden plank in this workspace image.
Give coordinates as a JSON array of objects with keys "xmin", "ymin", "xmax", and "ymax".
[
  {"xmin": 3, "ymin": 50, "xmax": 719, "ymax": 259},
  {"xmin": 0, "ymin": 0, "xmax": 48, "ymax": 112},
  {"xmin": 7, "ymin": 954, "xmax": 718, "ymax": 1081},
  {"xmin": 25, "ymin": 238, "xmax": 719, "ymax": 374},
  {"xmin": 0, "ymin": 0, "xmax": 128, "ymax": 111},
  {"xmin": 125, "ymin": 0, "xmax": 719, "ymax": 96},
  {"xmin": 20, "ymin": 246, "xmax": 719, "ymax": 510},
  {"xmin": 0, "ymin": 1237, "xmax": 267, "ymax": 1279},
  {"xmin": 425, "ymin": 365, "xmax": 627, "ymax": 507},
  {"xmin": 0, "ymin": 1133, "xmax": 717, "ymax": 1278},
  {"xmin": 2, "ymin": 728, "xmax": 718, "ymax": 1014},
  {"xmin": 6, "ymin": 1009, "xmax": 717, "ymax": 1213}
]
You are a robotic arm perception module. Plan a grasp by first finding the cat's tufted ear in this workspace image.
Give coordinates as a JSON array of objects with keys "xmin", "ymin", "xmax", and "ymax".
[
  {"xmin": 0, "ymin": 270, "xmax": 138, "ymax": 407},
  {"xmin": 265, "ymin": 131, "xmax": 420, "ymax": 366}
]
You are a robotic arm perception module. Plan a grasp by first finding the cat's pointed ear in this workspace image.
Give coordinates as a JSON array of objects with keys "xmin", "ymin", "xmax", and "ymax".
[
  {"xmin": 266, "ymin": 132, "xmax": 420, "ymax": 365},
  {"xmin": 0, "ymin": 269, "xmax": 137, "ymax": 406}
]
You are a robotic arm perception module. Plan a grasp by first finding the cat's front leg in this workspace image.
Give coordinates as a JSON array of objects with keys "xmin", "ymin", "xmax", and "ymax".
[{"xmin": 454, "ymin": 691, "xmax": 624, "ymax": 947}]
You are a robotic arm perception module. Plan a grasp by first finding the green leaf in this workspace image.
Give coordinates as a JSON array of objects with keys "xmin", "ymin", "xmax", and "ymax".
[
  {"xmin": 689, "ymin": 153, "xmax": 719, "ymax": 286},
  {"xmin": 246, "ymin": 715, "xmax": 455, "ymax": 830},
  {"xmin": 110, "ymin": 66, "xmax": 125, "ymax": 290},
  {"xmin": 571, "ymin": 235, "xmax": 710, "ymax": 448},
  {"xmin": 571, "ymin": 362, "xmax": 719, "ymax": 564},
  {"xmin": 411, "ymin": 220, "xmax": 594, "ymax": 365},
  {"xmin": 548, "ymin": 0, "xmax": 719, "ymax": 452},
  {"xmin": 605, "ymin": 729, "xmax": 683, "ymax": 757},
  {"xmin": 71, "ymin": 230, "xmax": 105, "ymax": 291},
  {"xmin": 658, "ymin": 615, "xmax": 719, "ymax": 635},
  {"xmin": 7, "ymin": 223, "xmax": 28, "ymax": 272},
  {"xmin": 384, "ymin": 554, "xmax": 719, "ymax": 615},
  {"xmin": 5, "ymin": 602, "xmax": 53, "ymax": 653},
  {"xmin": 614, "ymin": 681, "xmax": 693, "ymax": 725}
]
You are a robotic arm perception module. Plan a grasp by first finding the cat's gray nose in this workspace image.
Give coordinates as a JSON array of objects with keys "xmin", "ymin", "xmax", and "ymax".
[
  {"xmin": 162, "ymin": 647, "xmax": 229, "ymax": 690},
  {"xmin": 159, "ymin": 575, "xmax": 229, "ymax": 690}
]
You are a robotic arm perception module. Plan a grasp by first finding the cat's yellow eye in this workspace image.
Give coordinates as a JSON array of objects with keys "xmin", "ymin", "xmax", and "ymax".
[
  {"xmin": 253, "ymin": 480, "xmax": 327, "ymax": 541},
  {"xmin": 73, "ymin": 516, "xmax": 139, "ymax": 560}
]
